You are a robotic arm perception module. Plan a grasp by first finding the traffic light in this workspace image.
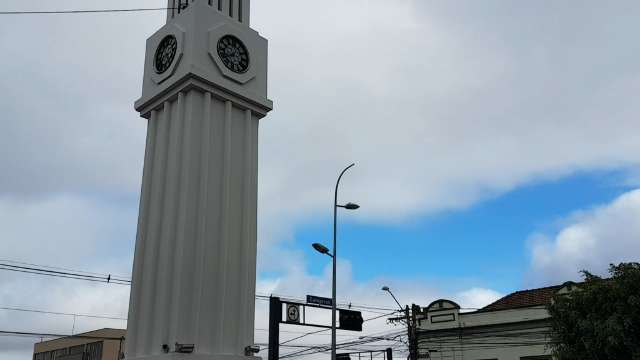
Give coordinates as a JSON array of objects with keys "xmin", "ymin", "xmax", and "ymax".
[
  {"xmin": 386, "ymin": 348, "xmax": 393, "ymax": 360},
  {"xmin": 339, "ymin": 309, "xmax": 363, "ymax": 331}
]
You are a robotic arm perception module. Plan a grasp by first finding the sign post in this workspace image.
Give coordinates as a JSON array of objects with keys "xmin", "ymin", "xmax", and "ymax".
[
  {"xmin": 268, "ymin": 297, "xmax": 281, "ymax": 360},
  {"xmin": 268, "ymin": 296, "xmax": 363, "ymax": 360}
]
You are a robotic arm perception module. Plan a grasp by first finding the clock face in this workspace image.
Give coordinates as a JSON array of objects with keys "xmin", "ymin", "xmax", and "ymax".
[
  {"xmin": 154, "ymin": 35, "xmax": 178, "ymax": 74},
  {"xmin": 217, "ymin": 35, "xmax": 250, "ymax": 74}
]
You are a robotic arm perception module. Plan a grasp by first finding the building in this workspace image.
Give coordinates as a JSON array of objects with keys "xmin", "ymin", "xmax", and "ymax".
[
  {"xmin": 33, "ymin": 328, "xmax": 125, "ymax": 360},
  {"xmin": 416, "ymin": 282, "xmax": 577, "ymax": 360}
]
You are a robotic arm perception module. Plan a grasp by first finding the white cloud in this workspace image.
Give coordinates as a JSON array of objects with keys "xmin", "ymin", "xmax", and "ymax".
[
  {"xmin": 251, "ymin": 0, "xmax": 640, "ymax": 258},
  {"xmin": 0, "ymin": 0, "xmax": 158, "ymax": 196},
  {"xmin": 0, "ymin": 194, "xmax": 136, "ymax": 359},
  {"xmin": 2, "ymin": 0, "xmax": 640, "ymax": 358},
  {"xmin": 529, "ymin": 189, "xmax": 640, "ymax": 285},
  {"xmin": 455, "ymin": 288, "xmax": 503, "ymax": 311},
  {"xmin": 0, "ymin": 194, "xmax": 136, "ymax": 273}
]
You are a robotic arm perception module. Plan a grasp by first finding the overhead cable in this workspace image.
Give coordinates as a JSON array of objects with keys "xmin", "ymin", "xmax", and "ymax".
[{"xmin": 0, "ymin": 8, "xmax": 172, "ymax": 15}]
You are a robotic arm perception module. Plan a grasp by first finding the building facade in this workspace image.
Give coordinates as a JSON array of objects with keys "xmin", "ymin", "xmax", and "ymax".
[
  {"xmin": 416, "ymin": 283, "xmax": 576, "ymax": 360},
  {"xmin": 33, "ymin": 329, "xmax": 125, "ymax": 360}
]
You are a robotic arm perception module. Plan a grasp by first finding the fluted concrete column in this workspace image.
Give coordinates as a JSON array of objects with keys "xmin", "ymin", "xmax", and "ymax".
[{"xmin": 127, "ymin": 89, "xmax": 260, "ymax": 360}]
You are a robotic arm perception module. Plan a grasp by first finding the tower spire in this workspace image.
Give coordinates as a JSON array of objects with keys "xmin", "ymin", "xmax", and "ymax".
[{"xmin": 167, "ymin": 0, "xmax": 250, "ymax": 25}]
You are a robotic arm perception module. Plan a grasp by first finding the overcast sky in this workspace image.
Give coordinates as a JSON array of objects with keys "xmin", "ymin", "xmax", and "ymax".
[{"xmin": 1, "ymin": 0, "xmax": 640, "ymax": 359}]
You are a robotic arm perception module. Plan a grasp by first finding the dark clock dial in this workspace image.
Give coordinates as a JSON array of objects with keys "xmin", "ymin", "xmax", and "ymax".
[
  {"xmin": 217, "ymin": 35, "xmax": 250, "ymax": 74},
  {"xmin": 154, "ymin": 35, "xmax": 178, "ymax": 74}
]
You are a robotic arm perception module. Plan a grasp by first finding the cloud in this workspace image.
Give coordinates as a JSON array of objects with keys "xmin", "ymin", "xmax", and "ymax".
[
  {"xmin": 3, "ymin": 0, "xmax": 640, "ymax": 223},
  {"xmin": 0, "ymin": 194, "xmax": 136, "ymax": 273},
  {"xmin": 0, "ymin": 0, "xmax": 159, "ymax": 197},
  {"xmin": 2, "ymin": 0, "xmax": 640, "ymax": 358},
  {"xmin": 0, "ymin": 194, "xmax": 136, "ymax": 359},
  {"xmin": 251, "ymin": 0, "xmax": 640, "ymax": 258},
  {"xmin": 529, "ymin": 189, "xmax": 640, "ymax": 285},
  {"xmin": 455, "ymin": 288, "xmax": 503, "ymax": 311}
]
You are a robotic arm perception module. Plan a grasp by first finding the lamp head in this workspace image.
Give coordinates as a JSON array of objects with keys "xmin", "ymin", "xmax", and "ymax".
[
  {"xmin": 344, "ymin": 202, "xmax": 360, "ymax": 210},
  {"xmin": 312, "ymin": 243, "xmax": 330, "ymax": 255},
  {"xmin": 382, "ymin": 286, "xmax": 390, "ymax": 292}
]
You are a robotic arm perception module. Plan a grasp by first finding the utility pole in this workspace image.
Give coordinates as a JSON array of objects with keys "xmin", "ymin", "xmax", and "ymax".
[
  {"xmin": 383, "ymin": 288, "xmax": 418, "ymax": 360},
  {"xmin": 402, "ymin": 304, "xmax": 420, "ymax": 360},
  {"xmin": 405, "ymin": 306, "xmax": 414, "ymax": 360},
  {"xmin": 410, "ymin": 304, "xmax": 420, "ymax": 360}
]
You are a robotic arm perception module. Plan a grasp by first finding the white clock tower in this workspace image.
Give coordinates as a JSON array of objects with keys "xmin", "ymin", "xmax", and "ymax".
[{"xmin": 126, "ymin": 1, "xmax": 272, "ymax": 359}]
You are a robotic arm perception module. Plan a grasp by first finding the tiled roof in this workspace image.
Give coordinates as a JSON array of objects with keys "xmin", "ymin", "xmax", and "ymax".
[{"xmin": 479, "ymin": 284, "xmax": 564, "ymax": 312}]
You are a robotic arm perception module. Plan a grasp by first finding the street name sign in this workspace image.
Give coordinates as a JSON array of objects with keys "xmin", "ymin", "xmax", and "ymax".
[{"xmin": 306, "ymin": 295, "xmax": 332, "ymax": 307}]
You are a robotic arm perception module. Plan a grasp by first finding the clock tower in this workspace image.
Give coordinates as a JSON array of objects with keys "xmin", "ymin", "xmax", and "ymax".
[{"xmin": 126, "ymin": 1, "xmax": 272, "ymax": 359}]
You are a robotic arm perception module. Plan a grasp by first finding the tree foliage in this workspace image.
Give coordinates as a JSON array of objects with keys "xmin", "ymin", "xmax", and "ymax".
[{"xmin": 548, "ymin": 262, "xmax": 640, "ymax": 359}]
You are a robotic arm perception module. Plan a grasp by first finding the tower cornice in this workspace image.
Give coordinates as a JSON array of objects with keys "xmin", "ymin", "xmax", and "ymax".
[
  {"xmin": 138, "ymin": 1, "xmax": 269, "ymax": 116},
  {"xmin": 135, "ymin": 70, "xmax": 273, "ymax": 119}
]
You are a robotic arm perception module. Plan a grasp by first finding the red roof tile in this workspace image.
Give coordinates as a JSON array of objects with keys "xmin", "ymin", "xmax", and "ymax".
[{"xmin": 479, "ymin": 284, "xmax": 564, "ymax": 312}]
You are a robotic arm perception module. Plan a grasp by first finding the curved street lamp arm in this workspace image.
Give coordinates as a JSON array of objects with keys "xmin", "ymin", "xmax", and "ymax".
[
  {"xmin": 331, "ymin": 163, "xmax": 354, "ymax": 360},
  {"xmin": 335, "ymin": 163, "xmax": 355, "ymax": 205},
  {"xmin": 387, "ymin": 290, "xmax": 404, "ymax": 312}
]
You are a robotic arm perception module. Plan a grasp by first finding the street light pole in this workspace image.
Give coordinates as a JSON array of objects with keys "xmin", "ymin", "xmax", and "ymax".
[
  {"xmin": 312, "ymin": 164, "xmax": 358, "ymax": 360},
  {"xmin": 332, "ymin": 163, "xmax": 355, "ymax": 360},
  {"xmin": 381, "ymin": 286, "xmax": 404, "ymax": 312}
]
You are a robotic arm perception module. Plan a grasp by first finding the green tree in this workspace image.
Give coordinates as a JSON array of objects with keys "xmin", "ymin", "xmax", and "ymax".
[{"xmin": 548, "ymin": 262, "xmax": 640, "ymax": 359}]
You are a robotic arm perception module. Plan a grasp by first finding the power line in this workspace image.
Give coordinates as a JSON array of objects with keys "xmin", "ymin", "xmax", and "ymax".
[
  {"xmin": 0, "ymin": 306, "xmax": 127, "ymax": 321},
  {"xmin": 255, "ymin": 294, "xmax": 398, "ymax": 313},
  {"xmin": 279, "ymin": 329, "xmax": 405, "ymax": 359},
  {"xmin": 280, "ymin": 325, "xmax": 553, "ymax": 359},
  {"xmin": 0, "ymin": 265, "xmax": 127, "ymax": 285},
  {"xmin": 0, "ymin": 8, "xmax": 173, "ymax": 15},
  {"xmin": 0, "ymin": 259, "xmax": 130, "ymax": 279},
  {"xmin": 0, "ymin": 263, "xmax": 130, "ymax": 282},
  {"xmin": 0, "ymin": 263, "xmax": 130, "ymax": 285},
  {"xmin": 276, "ymin": 311, "xmax": 400, "ymax": 357},
  {"xmin": 255, "ymin": 328, "xmax": 358, "ymax": 338},
  {"xmin": 0, "ymin": 261, "xmax": 399, "ymax": 314},
  {"xmin": 0, "ymin": 330, "xmax": 124, "ymax": 341}
]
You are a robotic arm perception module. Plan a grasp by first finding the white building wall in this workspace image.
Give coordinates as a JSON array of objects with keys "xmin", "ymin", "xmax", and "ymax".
[
  {"xmin": 417, "ymin": 305, "xmax": 554, "ymax": 360},
  {"xmin": 419, "ymin": 326, "xmax": 552, "ymax": 360}
]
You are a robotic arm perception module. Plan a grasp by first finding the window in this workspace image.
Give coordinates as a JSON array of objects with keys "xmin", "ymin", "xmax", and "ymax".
[
  {"xmin": 34, "ymin": 352, "xmax": 52, "ymax": 360},
  {"xmin": 430, "ymin": 313, "xmax": 455, "ymax": 323},
  {"xmin": 84, "ymin": 341, "xmax": 103, "ymax": 360},
  {"xmin": 68, "ymin": 345, "xmax": 84, "ymax": 355},
  {"xmin": 53, "ymin": 348, "xmax": 69, "ymax": 358}
]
